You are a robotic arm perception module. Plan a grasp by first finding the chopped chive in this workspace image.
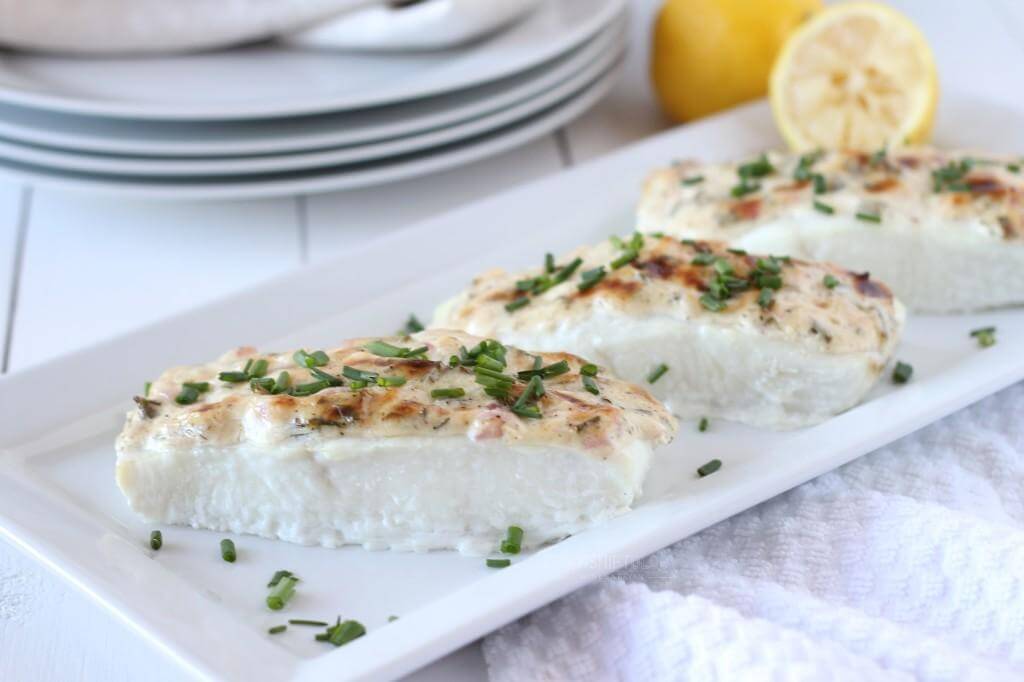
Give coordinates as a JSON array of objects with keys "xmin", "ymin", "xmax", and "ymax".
[
  {"xmin": 682, "ymin": 175, "xmax": 705, "ymax": 185},
  {"xmin": 813, "ymin": 200, "xmax": 834, "ymax": 215},
  {"xmin": 580, "ymin": 363, "xmax": 598, "ymax": 376},
  {"xmin": 582, "ymin": 375, "xmax": 599, "ymax": 395},
  {"xmin": 250, "ymin": 376, "xmax": 275, "ymax": 394},
  {"xmin": 697, "ymin": 459, "xmax": 722, "ymax": 477},
  {"xmin": 144, "ymin": 381, "xmax": 152, "ymax": 397},
  {"xmin": 267, "ymin": 570, "xmax": 294, "ymax": 588},
  {"xmin": 288, "ymin": 379, "xmax": 331, "ymax": 397},
  {"xmin": 325, "ymin": 620, "xmax": 366, "ymax": 647},
  {"xmin": 544, "ymin": 253, "xmax": 556, "ymax": 273},
  {"xmin": 220, "ymin": 539, "xmax": 236, "ymax": 563},
  {"xmin": 500, "ymin": 526, "xmax": 524, "ymax": 555},
  {"xmin": 757, "ymin": 288, "xmax": 774, "ymax": 309},
  {"xmin": 174, "ymin": 382, "xmax": 210, "ymax": 405},
  {"xmin": 727, "ymin": 248, "xmax": 747, "ymax": 255},
  {"xmin": 610, "ymin": 249, "xmax": 638, "ymax": 269},
  {"xmin": 1008, "ymin": 163, "xmax": 1020, "ymax": 173},
  {"xmin": 289, "ymin": 619, "xmax": 329, "ymax": 627},
  {"xmin": 505, "ymin": 297, "xmax": 531, "ymax": 313},
  {"xmin": 388, "ymin": 615, "xmax": 399, "ymax": 622},
  {"xmin": 267, "ymin": 575, "xmax": 299, "ymax": 610},
  {"xmin": 755, "ymin": 257, "xmax": 782, "ymax": 274},
  {"xmin": 149, "ymin": 530, "xmax": 162, "ymax": 550},
  {"xmin": 691, "ymin": 253, "xmax": 716, "ymax": 266},
  {"xmin": 969, "ymin": 326, "xmax": 996, "ymax": 348},
  {"xmin": 516, "ymin": 359, "xmax": 570, "ymax": 380},
  {"xmin": 376, "ymin": 375, "xmax": 407, "ymax": 388},
  {"xmin": 812, "ymin": 173, "xmax": 828, "ymax": 194},
  {"xmin": 342, "ymin": 366, "xmax": 377, "ymax": 383},
  {"xmin": 486, "ymin": 558, "xmax": 511, "ymax": 568},
  {"xmin": 248, "ymin": 359, "xmax": 269, "ymax": 379},
  {"xmin": 823, "ymin": 274, "xmax": 839, "ymax": 289},
  {"xmin": 892, "ymin": 361, "xmax": 913, "ymax": 384},
  {"xmin": 271, "ymin": 371, "xmax": 291, "ymax": 394},
  {"xmin": 647, "ymin": 363, "xmax": 669, "ymax": 384},
  {"xmin": 364, "ymin": 340, "xmax": 427, "ymax": 359},
  {"xmin": 698, "ymin": 417, "xmax": 709, "ymax": 433},
  {"xmin": 856, "ymin": 211, "xmax": 882, "ymax": 223},
  {"xmin": 730, "ymin": 181, "xmax": 760, "ymax": 198},
  {"xmin": 511, "ymin": 404, "xmax": 542, "ymax": 419},
  {"xmin": 431, "ymin": 387, "xmax": 465, "ymax": 399},
  {"xmin": 577, "ymin": 266, "xmax": 606, "ymax": 291},
  {"xmin": 755, "ymin": 273, "xmax": 782, "ymax": 290},
  {"xmin": 218, "ymin": 371, "xmax": 249, "ymax": 383},
  {"xmin": 699, "ymin": 293, "xmax": 727, "ymax": 312},
  {"xmin": 268, "ymin": 625, "xmax": 287, "ymax": 635},
  {"xmin": 399, "ymin": 315, "xmax": 425, "ymax": 335},
  {"xmin": 737, "ymin": 154, "xmax": 774, "ymax": 178},
  {"xmin": 309, "ymin": 367, "xmax": 344, "ymax": 387},
  {"xmin": 292, "ymin": 349, "xmax": 330, "ymax": 369}
]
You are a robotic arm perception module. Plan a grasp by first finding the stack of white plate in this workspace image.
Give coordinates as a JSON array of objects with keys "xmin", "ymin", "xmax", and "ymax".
[{"xmin": 0, "ymin": 0, "xmax": 625, "ymax": 200}]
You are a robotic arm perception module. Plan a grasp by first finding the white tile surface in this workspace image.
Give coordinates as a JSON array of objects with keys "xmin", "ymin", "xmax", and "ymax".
[
  {"xmin": 7, "ymin": 193, "xmax": 302, "ymax": 370},
  {"xmin": 304, "ymin": 137, "xmax": 564, "ymax": 261}
]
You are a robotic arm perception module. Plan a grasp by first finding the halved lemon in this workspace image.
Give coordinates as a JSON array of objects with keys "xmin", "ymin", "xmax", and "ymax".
[{"xmin": 770, "ymin": 2, "xmax": 938, "ymax": 151}]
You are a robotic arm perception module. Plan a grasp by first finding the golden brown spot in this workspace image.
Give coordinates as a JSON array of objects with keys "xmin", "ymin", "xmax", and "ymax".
[
  {"xmin": 731, "ymin": 198, "xmax": 762, "ymax": 220},
  {"xmin": 486, "ymin": 288, "xmax": 521, "ymax": 303},
  {"xmin": 573, "ymin": 276, "xmax": 641, "ymax": 299},
  {"xmin": 775, "ymin": 180, "xmax": 811, "ymax": 192},
  {"xmin": 966, "ymin": 175, "xmax": 1007, "ymax": 197},
  {"xmin": 865, "ymin": 177, "xmax": 900, "ymax": 193},
  {"xmin": 271, "ymin": 395, "xmax": 297, "ymax": 409},
  {"xmin": 384, "ymin": 399, "xmax": 426, "ymax": 421}
]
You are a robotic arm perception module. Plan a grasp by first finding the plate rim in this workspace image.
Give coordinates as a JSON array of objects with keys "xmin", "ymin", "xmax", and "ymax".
[
  {"xmin": 0, "ymin": 15, "xmax": 625, "ymax": 158},
  {"xmin": 0, "ymin": 33, "xmax": 626, "ymax": 177},
  {"xmin": 0, "ymin": 0, "xmax": 624, "ymax": 121},
  {"xmin": 0, "ymin": 59, "xmax": 624, "ymax": 200}
]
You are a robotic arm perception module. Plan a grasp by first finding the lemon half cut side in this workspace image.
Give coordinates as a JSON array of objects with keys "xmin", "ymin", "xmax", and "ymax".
[{"xmin": 770, "ymin": 2, "xmax": 938, "ymax": 151}]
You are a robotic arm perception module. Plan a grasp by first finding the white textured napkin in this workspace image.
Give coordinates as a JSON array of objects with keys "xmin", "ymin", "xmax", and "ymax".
[{"xmin": 483, "ymin": 381, "xmax": 1024, "ymax": 681}]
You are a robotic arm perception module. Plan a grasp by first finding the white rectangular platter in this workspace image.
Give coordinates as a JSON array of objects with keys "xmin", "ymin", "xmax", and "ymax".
[{"xmin": 2, "ymin": 99, "xmax": 1023, "ymax": 681}]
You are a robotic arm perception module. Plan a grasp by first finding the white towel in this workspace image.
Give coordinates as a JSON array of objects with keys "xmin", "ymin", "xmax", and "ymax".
[{"xmin": 483, "ymin": 382, "xmax": 1024, "ymax": 681}]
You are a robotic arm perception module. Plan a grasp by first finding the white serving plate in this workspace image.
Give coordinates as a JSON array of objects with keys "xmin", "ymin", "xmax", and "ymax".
[
  {"xmin": 0, "ymin": 17, "xmax": 623, "ymax": 158},
  {"xmin": 0, "ymin": 61, "xmax": 621, "ymax": 200},
  {"xmin": 0, "ymin": 0, "xmax": 622, "ymax": 120},
  {"xmin": 1, "ymin": 98, "xmax": 1022, "ymax": 681},
  {"xmin": 0, "ymin": 31, "xmax": 625, "ymax": 177}
]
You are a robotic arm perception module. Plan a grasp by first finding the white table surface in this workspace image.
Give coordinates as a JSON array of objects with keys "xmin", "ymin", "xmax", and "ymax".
[{"xmin": 3, "ymin": 1, "xmax": 1024, "ymax": 679}]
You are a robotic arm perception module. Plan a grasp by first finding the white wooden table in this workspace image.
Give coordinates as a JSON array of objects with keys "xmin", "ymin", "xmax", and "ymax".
[{"xmin": 3, "ymin": 1, "xmax": 1024, "ymax": 679}]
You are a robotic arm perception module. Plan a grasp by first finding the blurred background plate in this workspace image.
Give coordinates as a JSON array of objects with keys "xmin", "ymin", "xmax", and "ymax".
[
  {"xmin": 0, "ymin": 58, "xmax": 623, "ymax": 199},
  {"xmin": 0, "ymin": 14, "xmax": 624, "ymax": 158},
  {"xmin": 0, "ymin": 0, "xmax": 624, "ymax": 120},
  {"xmin": 0, "ymin": 26, "xmax": 626, "ymax": 177}
]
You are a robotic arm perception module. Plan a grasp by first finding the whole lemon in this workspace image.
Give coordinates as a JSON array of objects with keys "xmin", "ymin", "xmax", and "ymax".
[{"xmin": 651, "ymin": 0, "xmax": 822, "ymax": 122}]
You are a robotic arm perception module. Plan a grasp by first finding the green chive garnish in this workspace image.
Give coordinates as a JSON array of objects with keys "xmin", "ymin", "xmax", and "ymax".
[
  {"xmin": 431, "ymin": 387, "xmax": 465, "ymax": 399},
  {"xmin": 691, "ymin": 253, "xmax": 716, "ymax": 266},
  {"xmin": 812, "ymin": 173, "xmax": 827, "ymax": 194},
  {"xmin": 757, "ymin": 288, "xmax": 774, "ymax": 309},
  {"xmin": 388, "ymin": 615, "xmax": 399, "ymax": 622},
  {"xmin": 288, "ymin": 379, "xmax": 331, "ymax": 397},
  {"xmin": 699, "ymin": 293, "xmax": 727, "ymax": 312},
  {"xmin": 486, "ymin": 558, "xmax": 511, "ymax": 568},
  {"xmin": 892, "ymin": 361, "xmax": 913, "ymax": 384},
  {"xmin": 267, "ymin": 575, "xmax": 299, "ymax": 610},
  {"xmin": 582, "ymin": 375, "xmax": 599, "ymax": 395},
  {"xmin": 505, "ymin": 297, "xmax": 531, "ymax": 313},
  {"xmin": 970, "ymin": 326, "xmax": 996, "ymax": 348},
  {"xmin": 149, "ymin": 530, "xmax": 162, "ymax": 550},
  {"xmin": 220, "ymin": 539, "xmax": 236, "ymax": 563},
  {"xmin": 698, "ymin": 417, "xmax": 709, "ymax": 432},
  {"xmin": 682, "ymin": 175, "xmax": 705, "ymax": 185},
  {"xmin": 544, "ymin": 253, "xmax": 556, "ymax": 273},
  {"xmin": 577, "ymin": 266, "xmax": 606, "ymax": 291},
  {"xmin": 647, "ymin": 363, "xmax": 668, "ymax": 384},
  {"xmin": 730, "ymin": 181, "xmax": 760, "ymax": 198},
  {"xmin": 248, "ymin": 359, "xmax": 269, "ymax": 379},
  {"xmin": 293, "ymin": 349, "xmax": 329, "ymax": 368},
  {"xmin": 610, "ymin": 250, "xmax": 638, "ymax": 269},
  {"xmin": 517, "ymin": 360, "xmax": 570, "ymax": 380},
  {"xmin": 376, "ymin": 375, "xmax": 407, "ymax": 387},
  {"xmin": 218, "ymin": 371, "xmax": 249, "ymax": 383},
  {"xmin": 580, "ymin": 363, "xmax": 599, "ymax": 376},
  {"xmin": 856, "ymin": 211, "xmax": 882, "ymax": 223},
  {"xmin": 268, "ymin": 625, "xmax": 287, "ymax": 635},
  {"xmin": 697, "ymin": 459, "xmax": 722, "ymax": 477},
  {"xmin": 174, "ymin": 382, "xmax": 210, "ymax": 405},
  {"xmin": 399, "ymin": 315, "xmax": 425, "ymax": 335},
  {"xmin": 823, "ymin": 274, "xmax": 839, "ymax": 289},
  {"xmin": 144, "ymin": 381, "xmax": 152, "ymax": 397},
  {"xmin": 325, "ymin": 620, "xmax": 366, "ymax": 647},
  {"xmin": 364, "ymin": 341, "xmax": 428, "ymax": 359},
  {"xmin": 1008, "ymin": 163, "xmax": 1020, "ymax": 174},
  {"xmin": 727, "ymin": 248, "xmax": 747, "ymax": 255},
  {"xmin": 500, "ymin": 526, "xmax": 524, "ymax": 555},
  {"xmin": 267, "ymin": 570, "xmax": 294, "ymax": 588},
  {"xmin": 813, "ymin": 200, "xmax": 834, "ymax": 215},
  {"xmin": 342, "ymin": 366, "xmax": 377, "ymax": 383},
  {"xmin": 289, "ymin": 619, "xmax": 329, "ymax": 627},
  {"xmin": 738, "ymin": 154, "xmax": 774, "ymax": 178}
]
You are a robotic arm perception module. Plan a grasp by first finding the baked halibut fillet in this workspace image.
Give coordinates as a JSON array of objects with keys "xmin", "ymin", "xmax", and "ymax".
[
  {"xmin": 433, "ymin": 236, "xmax": 904, "ymax": 429},
  {"xmin": 116, "ymin": 330, "xmax": 676, "ymax": 554},
  {"xmin": 637, "ymin": 148, "xmax": 1024, "ymax": 312}
]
